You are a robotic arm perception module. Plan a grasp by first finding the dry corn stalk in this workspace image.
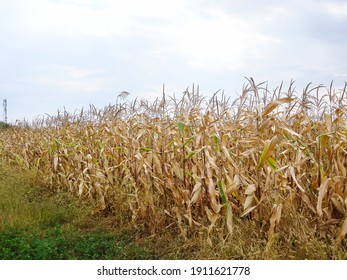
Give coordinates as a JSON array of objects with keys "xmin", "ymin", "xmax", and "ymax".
[{"xmin": 1, "ymin": 80, "xmax": 347, "ymax": 244}]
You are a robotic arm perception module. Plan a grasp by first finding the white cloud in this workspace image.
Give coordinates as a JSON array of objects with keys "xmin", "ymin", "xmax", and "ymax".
[
  {"xmin": 55, "ymin": 78, "xmax": 105, "ymax": 91},
  {"xmin": 15, "ymin": 0, "xmax": 130, "ymax": 36},
  {"xmin": 14, "ymin": 0, "xmax": 188, "ymax": 37},
  {"xmin": 30, "ymin": 77, "xmax": 104, "ymax": 91},
  {"xmin": 26, "ymin": 64, "xmax": 107, "ymax": 91},
  {"xmin": 13, "ymin": 0, "xmax": 283, "ymax": 73},
  {"xmin": 65, "ymin": 67, "xmax": 105, "ymax": 79},
  {"xmin": 324, "ymin": 1, "xmax": 347, "ymax": 18},
  {"xmin": 157, "ymin": 7, "xmax": 281, "ymax": 71}
]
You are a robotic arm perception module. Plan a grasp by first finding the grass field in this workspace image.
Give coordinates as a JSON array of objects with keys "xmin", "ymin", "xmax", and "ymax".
[
  {"xmin": 1, "ymin": 79, "xmax": 347, "ymax": 259},
  {"xmin": 0, "ymin": 165, "xmax": 154, "ymax": 259}
]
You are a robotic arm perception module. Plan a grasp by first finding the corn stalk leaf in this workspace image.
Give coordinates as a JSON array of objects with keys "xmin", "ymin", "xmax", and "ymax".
[
  {"xmin": 183, "ymin": 135, "xmax": 196, "ymax": 146},
  {"xmin": 257, "ymin": 136, "xmax": 277, "ymax": 169},
  {"xmin": 330, "ymin": 194, "xmax": 346, "ymax": 215},
  {"xmin": 241, "ymin": 184, "xmax": 257, "ymax": 217},
  {"xmin": 226, "ymin": 203, "xmax": 233, "ymax": 235},
  {"xmin": 266, "ymin": 157, "xmax": 277, "ymax": 170},
  {"xmin": 184, "ymin": 148, "xmax": 203, "ymax": 161},
  {"xmin": 212, "ymin": 135, "xmax": 219, "ymax": 151},
  {"xmin": 208, "ymin": 178, "xmax": 222, "ymax": 213},
  {"xmin": 262, "ymin": 97, "xmax": 294, "ymax": 117},
  {"xmin": 289, "ymin": 165, "xmax": 305, "ymax": 192},
  {"xmin": 190, "ymin": 182, "xmax": 202, "ymax": 205},
  {"xmin": 217, "ymin": 179, "xmax": 233, "ymax": 235},
  {"xmin": 217, "ymin": 179, "xmax": 228, "ymax": 208},
  {"xmin": 317, "ymin": 177, "xmax": 331, "ymax": 217},
  {"xmin": 336, "ymin": 216, "xmax": 347, "ymax": 243},
  {"xmin": 178, "ymin": 122, "xmax": 185, "ymax": 137},
  {"xmin": 268, "ymin": 203, "xmax": 283, "ymax": 239},
  {"xmin": 241, "ymin": 205, "xmax": 257, "ymax": 218}
]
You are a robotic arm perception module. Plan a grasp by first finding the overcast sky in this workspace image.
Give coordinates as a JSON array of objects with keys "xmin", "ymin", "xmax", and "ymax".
[{"xmin": 1, "ymin": 0, "xmax": 347, "ymax": 122}]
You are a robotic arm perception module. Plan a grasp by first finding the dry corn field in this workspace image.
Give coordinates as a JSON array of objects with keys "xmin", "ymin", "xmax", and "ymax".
[{"xmin": 1, "ymin": 79, "xmax": 347, "ymax": 246}]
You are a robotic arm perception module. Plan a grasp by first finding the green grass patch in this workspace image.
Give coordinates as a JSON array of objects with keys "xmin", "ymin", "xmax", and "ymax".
[
  {"xmin": 0, "ymin": 225, "xmax": 150, "ymax": 260},
  {"xmin": 0, "ymin": 164, "xmax": 154, "ymax": 260}
]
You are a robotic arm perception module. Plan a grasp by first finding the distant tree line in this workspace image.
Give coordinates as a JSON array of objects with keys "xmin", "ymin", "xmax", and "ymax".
[{"xmin": 0, "ymin": 121, "xmax": 11, "ymax": 129}]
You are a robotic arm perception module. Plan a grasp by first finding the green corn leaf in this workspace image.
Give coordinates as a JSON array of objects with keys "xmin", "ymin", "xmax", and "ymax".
[
  {"xmin": 212, "ymin": 135, "xmax": 219, "ymax": 151},
  {"xmin": 217, "ymin": 179, "xmax": 228, "ymax": 208},
  {"xmin": 257, "ymin": 135, "xmax": 277, "ymax": 169},
  {"xmin": 178, "ymin": 122, "xmax": 185, "ymax": 137},
  {"xmin": 184, "ymin": 148, "xmax": 203, "ymax": 161},
  {"xmin": 266, "ymin": 157, "xmax": 277, "ymax": 170},
  {"xmin": 183, "ymin": 135, "xmax": 196, "ymax": 147}
]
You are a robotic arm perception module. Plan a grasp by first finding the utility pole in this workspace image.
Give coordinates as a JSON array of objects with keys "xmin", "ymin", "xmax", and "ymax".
[{"xmin": 3, "ymin": 99, "xmax": 7, "ymax": 123}]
